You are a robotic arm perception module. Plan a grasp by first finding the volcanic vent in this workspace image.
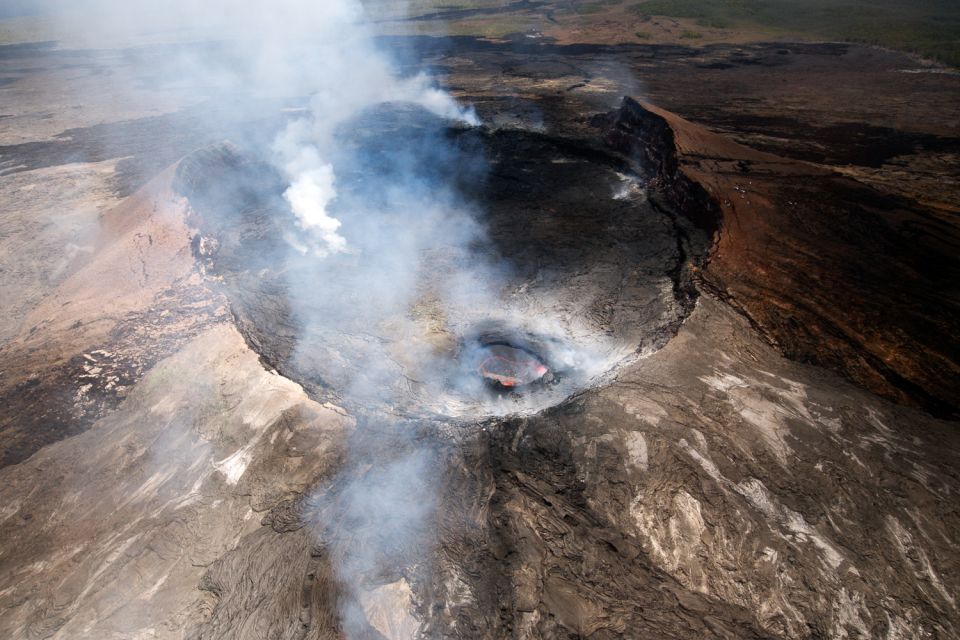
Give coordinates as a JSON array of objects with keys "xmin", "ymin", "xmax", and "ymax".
[
  {"xmin": 459, "ymin": 325, "xmax": 561, "ymax": 393},
  {"xmin": 175, "ymin": 101, "xmax": 712, "ymax": 418},
  {"xmin": 475, "ymin": 343, "xmax": 550, "ymax": 390}
]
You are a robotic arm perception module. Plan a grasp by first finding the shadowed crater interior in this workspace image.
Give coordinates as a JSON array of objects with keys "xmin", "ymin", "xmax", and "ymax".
[{"xmin": 175, "ymin": 100, "xmax": 712, "ymax": 418}]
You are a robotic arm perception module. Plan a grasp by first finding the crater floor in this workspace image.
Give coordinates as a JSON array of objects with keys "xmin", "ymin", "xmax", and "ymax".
[{"xmin": 175, "ymin": 104, "xmax": 709, "ymax": 419}]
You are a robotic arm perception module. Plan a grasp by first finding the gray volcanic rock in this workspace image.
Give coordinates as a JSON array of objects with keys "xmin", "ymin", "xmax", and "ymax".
[
  {"xmin": 0, "ymin": 325, "xmax": 353, "ymax": 639},
  {"xmin": 4, "ymin": 299, "xmax": 954, "ymax": 639},
  {"xmin": 425, "ymin": 297, "xmax": 959, "ymax": 639}
]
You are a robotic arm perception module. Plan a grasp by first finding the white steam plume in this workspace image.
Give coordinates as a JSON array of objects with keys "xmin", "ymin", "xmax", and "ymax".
[
  {"xmin": 273, "ymin": 60, "xmax": 479, "ymax": 256},
  {"xmin": 18, "ymin": 0, "xmax": 615, "ymax": 636},
  {"xmin": 31, "ymin": 0, "xmax": 485, "ymax": 636},
  {"xmin": 49, "ymin": 0, "xmax": 479, "ymax": 260}
]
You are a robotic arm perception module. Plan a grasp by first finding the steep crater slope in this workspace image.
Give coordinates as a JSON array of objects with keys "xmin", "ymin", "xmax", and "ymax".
[
  {"xmin": 602, "ymin": 98, "xmax": 960, "ymax": 418},
  {"xmin": 175, "ymin": 103, "xmax": 713, "ymax": 419}
]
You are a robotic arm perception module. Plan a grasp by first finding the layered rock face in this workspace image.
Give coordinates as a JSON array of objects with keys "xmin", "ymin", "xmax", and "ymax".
[
  {"xmin": 616, "ymin": 99, "xmax": 959, "ymax": 420},
  {"xmin": 0, "ymin": 37, "xmax": 958, "ymax": 640}
]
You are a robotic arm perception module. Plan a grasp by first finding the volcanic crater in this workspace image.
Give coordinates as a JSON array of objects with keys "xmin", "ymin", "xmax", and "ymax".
[
  {"xmin": 176, "ymin": 100, "xmax": 713, "ymax": 418},
  {"xmin": 2, "ymin": 25, "xmax": 960, "ymax": 639}
]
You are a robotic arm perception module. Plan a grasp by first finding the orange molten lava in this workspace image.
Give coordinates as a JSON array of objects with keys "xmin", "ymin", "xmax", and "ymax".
[{"xmin": 477, "ymin": 347, "xmax": 549, "ymax": 388}]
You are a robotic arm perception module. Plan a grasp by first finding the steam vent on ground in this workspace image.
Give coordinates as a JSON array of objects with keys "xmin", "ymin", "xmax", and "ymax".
[{"xmin": 1, "ymin": 2, "xmax": 959, "ymax": 639}]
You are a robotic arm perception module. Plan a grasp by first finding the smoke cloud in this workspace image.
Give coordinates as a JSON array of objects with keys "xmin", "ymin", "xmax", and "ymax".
[
  {"xmin": 31, "ymin": 0, "xmax": 489, "ymax": 635},
  {"xmin": 28, "ymin": 0, "xmax": 623, "ymax": 635},
  {"xmin": 274, "ymin": 75, "xmax": 477, "ymax": 257}
]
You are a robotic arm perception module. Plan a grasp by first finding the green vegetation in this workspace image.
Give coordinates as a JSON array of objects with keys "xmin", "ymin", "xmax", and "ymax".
[
  {"xmin": 680, "ymin": 29, "xmax": 703, "ymax": 38},
  {"xmin": 370, "ymin": 0, "xmax": 960, "ymax": 65},
  {"xmin": 574, "ymin": 3, "xmax": 609, "ymax": 14},
  {"xmin": 635, "ymin": 30, "xmax": 652, "ymax": 39},
  {"xmin": 629, "ymin": 0, "xmax": 960, "ymax": 66},
  {"xmin": 573, "ymin": 0, "xmax": 627, "ymax": 14},
  {"xmin": 696, "ymin": 16, "xmax": 731, "ymax": 28}
]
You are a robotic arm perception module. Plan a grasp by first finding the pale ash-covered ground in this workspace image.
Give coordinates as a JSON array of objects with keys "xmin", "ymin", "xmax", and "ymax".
[
  {"xmin": 0, "ymin": 162, "xmax": 955, "ymax": 637},
  {"xmin": 1, "ymin": 245, "xmax": 956, "ymax": 638},
  {"xmin": 0, "ymin": 32, "xmax": 958, "ymax": 640}
]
